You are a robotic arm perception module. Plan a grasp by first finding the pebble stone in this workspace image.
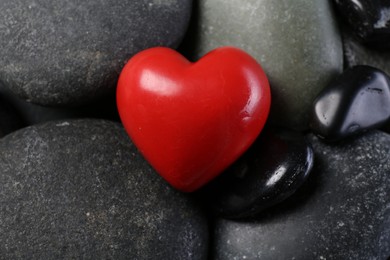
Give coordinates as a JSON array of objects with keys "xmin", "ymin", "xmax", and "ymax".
[
  {"xmin": 311, "ymin": 65, "xmax": 390, "ymax": 141},
  {"xmin": 0, "ymin": 119, "xmax": 208, "ymax": 259},
  {"xmin": 198, "ymin": 128, "xmax": 314, "ymax": 219},
  {"xmin": 0, "ymin": 0, "xmax": 192, "ymax": 106},
  {"xmin": 185, "ymin": 0, "xmax": 343, "ymax": 130},
  {"xmin": 213, "ymin": 131, "xmax": 390, "ymax": 260},
  {"xmin": 342, "ymin": 32, "xmax": 390, "ymax": 134}
]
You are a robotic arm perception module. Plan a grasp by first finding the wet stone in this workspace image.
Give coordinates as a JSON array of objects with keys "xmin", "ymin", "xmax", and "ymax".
[
  {"xmin": 0, "ymin": 0, "xmax": 192, "ymax": 106},
  {"xmin": 198, "ymin": 128, "xmax": 314, "ymax": 219},
  {"xmin": 213, "ymin": 131, "xmax": 390, "ymax": 260},
  {"xmin": 310, "ymin": 65, "xmax": 390, "ymax": 142},
  {"xmin": 342, "ymin": 31, "xmax": 390, "ymax": 135},
  {"xmin": 0, "ymin": 119, "xmax": 208, "ymax": 259}
]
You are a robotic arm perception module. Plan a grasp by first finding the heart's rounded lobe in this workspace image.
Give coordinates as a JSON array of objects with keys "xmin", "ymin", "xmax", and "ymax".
[{"xmin": 117, "ymin": 47, "xmax": 271, "ymax": 192}]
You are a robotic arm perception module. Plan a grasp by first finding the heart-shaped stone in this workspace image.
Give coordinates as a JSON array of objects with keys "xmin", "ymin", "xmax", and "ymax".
[{"xmin": 117, "ymin": 47, "xmax": 271, "ymax": 192}]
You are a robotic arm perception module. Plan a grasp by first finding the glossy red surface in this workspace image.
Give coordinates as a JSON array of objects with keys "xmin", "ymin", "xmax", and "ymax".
[{"xmin": 117, "ymin": 47, "xmax": 271, "ymax": 192}]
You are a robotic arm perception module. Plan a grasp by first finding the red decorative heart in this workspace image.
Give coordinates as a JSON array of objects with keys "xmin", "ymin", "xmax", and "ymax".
[{"xmin": 117, "ymin": 47, "xmax": 271, "ymax": 192}]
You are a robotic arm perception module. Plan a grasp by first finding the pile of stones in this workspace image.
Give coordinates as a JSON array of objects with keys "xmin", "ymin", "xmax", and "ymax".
[{"xmin": 0, "ymin": 0, "xmax": 388, "ymax": 259}]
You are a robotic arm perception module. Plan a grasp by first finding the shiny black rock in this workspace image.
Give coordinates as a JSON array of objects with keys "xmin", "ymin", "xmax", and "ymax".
[
  {"xmin": 333, "ymin": 0, "xmax": 390, "ymax": 48},
  {"xmin": 310, "ymin": 65, "xmax": 390, "ymax": 142},
  {"xmin": 198, "ymin": 128, "xmax": 314, "ymax": 219}
]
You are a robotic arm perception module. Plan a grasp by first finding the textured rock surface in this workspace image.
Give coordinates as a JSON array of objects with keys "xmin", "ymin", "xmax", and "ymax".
[
  {"xmin": 311, "ymin": 65, "xmax": 390, "ymax": 141},
  {"xmin": 0, "ymin": 0, "xmax": 192, "ymax": 105},
  {"xmin": 186, "ymin": 0, "xmax": 342, "ymax": 130},
  {"xmin": 0, "ymin": 119, "xmax": 208, "ymax": 259},
  {"xmin": 199, "ymin": 128, "xmax": 313, "ymax": 219},
  {"xmin": 214, "ymin": 131, "xmax": 390, "ymax": 259}
]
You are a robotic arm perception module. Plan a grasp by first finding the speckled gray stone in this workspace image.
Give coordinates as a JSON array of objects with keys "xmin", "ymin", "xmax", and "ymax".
[
  {"xmin": 0, "ymin": 119, "xmax": 208, "ymax": 259},
  {"xmin": 214, "ymin": 131, "xmax": 390, "ymax": 259},
  {"xmin": 0, "ymin": 0, "xmax": 192, "ymax": 106},
  {"xmin": 187, "ymin": 0, "xmax": 342, "ymax": 130}
]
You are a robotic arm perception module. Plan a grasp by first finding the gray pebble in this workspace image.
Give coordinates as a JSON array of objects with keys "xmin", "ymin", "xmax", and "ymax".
[
  {"xmin": 0, "ymin": 0, "xmax": 192, "ymax": 105},
  {"xmin": 0, "ymin": 119, "xmax": 208, "ymax": 259}
]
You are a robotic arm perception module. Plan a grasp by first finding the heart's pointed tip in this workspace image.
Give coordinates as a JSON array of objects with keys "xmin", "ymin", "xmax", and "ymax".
[
  {"xmin": 174, "ymin": 185, "xmax": 197, "ymax": 193},
  {"xmin": 161, "ymin": 180, "xmax": 196, "ymax": 193},
  {"xmin": 161, "ymin": 174, "xmax": 203, "ymax": 193},
  {"xmin": 159, "ymin": 168, "xmax": 216, "ymax": 193}
]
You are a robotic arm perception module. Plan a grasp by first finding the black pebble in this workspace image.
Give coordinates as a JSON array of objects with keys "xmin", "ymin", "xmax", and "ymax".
[
  {"xmin": 198, "ymin": 128, "xmax": 314, "ymax": 219},
  {"xmin": 310, "ymin": 65, "xmax": 390, "ymax": 142}
]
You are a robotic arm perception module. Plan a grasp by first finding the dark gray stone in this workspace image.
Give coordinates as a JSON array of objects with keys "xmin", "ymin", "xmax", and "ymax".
[
  {"xmin": 214, "ymin": 131, "xmax": 390, "ymax": 260},
  {"xmin": 0, "ymin": 119, "xmax": 208, "ymax": 259},
  {"xmin": 198, "ymin": 128, "xmax": 314, "ymax": 219},
  {"xmin": 0, "ymin": 0, "xmax": 192, "ymax": 106}
]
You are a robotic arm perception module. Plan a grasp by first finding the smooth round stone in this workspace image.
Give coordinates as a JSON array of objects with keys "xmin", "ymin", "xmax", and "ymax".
[
  {"xmin": 334, "ymin": 0, "xmax": 390, "ymax": 48},
  {"xmin": 0, "ymin": 0, "xmax": 192, "ymax": 106},
  {"xmin": 0, "ymin": 95, "xmax": 24, "ymax": 137},
  {"xmin": 310, "ymin": 65, "xmax": 390, "ymax": 142},
  {"xmin": 214, "ymin": 131, "xmax": 390, "ymax": 259},
  {"xmin": 342, "ymin": 32, "xmax": 390, "ymax": 135},
  {"xmin": 184, "ymin": 0, "xmax": 342, "ymax": 130},
  {"xmin": 0, "ymin": 120, "xmax": 208, "ymax": 259},
  {"xmin": 198, "ymin": 129, "xmax": 313, "ymax": 219}
]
